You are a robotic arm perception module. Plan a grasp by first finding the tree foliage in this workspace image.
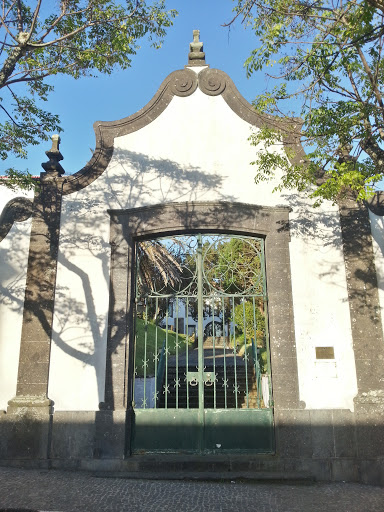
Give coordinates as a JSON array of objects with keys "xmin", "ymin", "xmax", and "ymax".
[
  {"xmin": 228, "ymin": 0, "xmax": 384, "ymax": 204},
  {"xmin": 203, "ymin": 237, "xmax": 263, "ymax": 295},
  {"xmin": 203, "ymin": 237, "xmax": 266, "ymax": 345},
  {"xmin": 0, "ymin": 0, "xmax": 177, "ymax": 188},
  {"xmin": 233, "ymin": 300, "xmax": 265, "ymax": 346}
]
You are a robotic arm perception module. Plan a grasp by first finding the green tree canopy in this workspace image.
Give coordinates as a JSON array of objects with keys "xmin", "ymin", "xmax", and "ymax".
[
  {"xmin": 0, "ymin": 0, "xmax": 177, "ymax": 189},
  {"xmin": 228, "ymin": 0, "xmax": 384, "ymax": 204}
]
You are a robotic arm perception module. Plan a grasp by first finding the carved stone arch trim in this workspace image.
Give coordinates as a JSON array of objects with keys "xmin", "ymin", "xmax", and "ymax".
[
  {"xmin": 62, "ymin": 65, "xmax": 306, "ymax": 196},
  {"xmin": 198, "ymin": 68, "xmax": 226, "ymax": 96},
  {"xmin": 366, "ymin": 191, "xmax": 384, "ymax": 216},
  {"xmin": 198, "ymin": 67, "xmax": 307, "ymax": 168},
  {"xmin": 62, "ymin": 68, "xmax": 198, "ymax": 196},
  {"xmin": 103, "ymin": 201, "xmax": 300, "ymax": 438},
  {"xmin": 0, "ymin": 197, "xmax": 33, "ymax": 242}
]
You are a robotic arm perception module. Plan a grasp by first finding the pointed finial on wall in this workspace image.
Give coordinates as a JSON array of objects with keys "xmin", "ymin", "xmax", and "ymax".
[
  {"xmin": 41, "ymin": 134, "xmax": 65, "ymax": 177},
  {"xmin": 188, "ymin": 29, "xmax": 206, "ymax": 66}
]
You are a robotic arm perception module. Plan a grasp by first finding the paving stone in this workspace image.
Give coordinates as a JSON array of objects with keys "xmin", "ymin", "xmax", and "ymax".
[{"xmin": 0, "ymin": 466, "xmax": 384, "ymax": 512}]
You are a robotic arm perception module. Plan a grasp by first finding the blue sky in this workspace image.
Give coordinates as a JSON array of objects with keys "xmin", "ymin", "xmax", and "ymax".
[{"xmin": 5, "ymin": 1, "xmax": 266, "ymax": 177}]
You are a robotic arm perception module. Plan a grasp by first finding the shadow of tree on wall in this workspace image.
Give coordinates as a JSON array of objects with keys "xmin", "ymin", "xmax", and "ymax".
[
  {"xmin": 47, "ymin": 149, "xmax": 238, "ymax": 409},
  {"xmin": 280, "ymin": 192, "xmax": 383, "ymax": 328},
  {"xmin": 107, "ymin": 149, "xmax": 237, "ymax": 208},
  {"xmin": 280, "ymin": 192, "xmax": 343, "ymax": 245},
  {"xmin": 0, "ymin": 199, "xmax": 35, "ymax": 324},
  {"xmin": 1, "ymin": 153, "xmax": 383, "ymax": 411},
  {"xmin": 0, "ymin": 217, "xmax": 32, "ymax": 406}
]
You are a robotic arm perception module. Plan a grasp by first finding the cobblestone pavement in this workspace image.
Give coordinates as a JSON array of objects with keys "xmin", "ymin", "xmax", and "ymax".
[{"xmin": 0, "ymin": 467, "xmax": 384, "ymax": 512}]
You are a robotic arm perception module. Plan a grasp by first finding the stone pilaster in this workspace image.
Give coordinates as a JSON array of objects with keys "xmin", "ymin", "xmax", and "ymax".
[
  {"xmin": 6, "ymin": 137, "xmax": 65, "ymax": 459},
  {"xmin": 339, "ymin": 195, "xmax": 384, "ymax": 465},
  {"xmin": 338, "ymin": 196, "xmax": 384, "ymax": 396}
]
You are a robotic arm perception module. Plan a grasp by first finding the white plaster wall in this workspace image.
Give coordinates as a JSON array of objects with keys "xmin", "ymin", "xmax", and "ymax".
[
  {"xmin": 0, "ymin": 186, "xmax": 33, "ymax": 212},
  {"xmin": 48, "ymin": 217, "xmax": 110, "ymax": 411},
  {"xmin": 49, "ymin": 72, "xmax": 357, "ymax": 411},
  {"xmin": 0, "ymin": 187, "xmax": 34, "ymax": 410},
  {"xmin": 369, "ymin": 211, "xmax": 384, "ymax": 339},
  {"xmin": 289, "ymin": 200, "xmax": 357, "ymax": 410}
]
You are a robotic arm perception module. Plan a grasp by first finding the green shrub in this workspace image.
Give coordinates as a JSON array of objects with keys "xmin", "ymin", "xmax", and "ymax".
[{"xmin": 135, "ymin": 318, "xmax": 194, "ymax": 377}]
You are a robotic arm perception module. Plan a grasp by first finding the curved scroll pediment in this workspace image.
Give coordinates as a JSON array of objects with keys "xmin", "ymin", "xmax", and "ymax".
[{"xmin": 62, "ymin": 67, "xmax": 305, "ymax": 195}]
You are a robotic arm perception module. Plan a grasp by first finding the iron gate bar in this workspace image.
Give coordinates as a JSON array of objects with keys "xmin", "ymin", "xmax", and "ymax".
[
  {"xmin": 175, "ymin": 298, "xmax": 179, "ymax": 409},
  {"xmin": 212, "ymin": 303, "xmax": 216, "ymax": 409},
  {"xmin": 197, "ymin": 234, "xmax": 204, "ymax": 413},
  {"xmin": 145, "ymin": 293, "xmax": 266, "ymax": 299},
  {"xmin": 165, "ymin": 299, "xmax": 169, "ymax": 409},
  {"xmin": 222, "ymin": 297, "xmax": 227, "ymax": 409},
  {"xmin": 252, "ymin": 296, "xmax": 261, "ymax": 408},
  {"xmin": 186, "ymin": 297, "xmax": 190, "ymax": 409},
  {"xmin": 232, "ymin": 296, "xmax": 238, "ymax": 409},
  {"xmin": 261, "ymin": 238, "xmax": 273, "ymax": 405},
  {"xmin": 143, "ymin": 302, "xmax": 148, "ymax": 408},
  {"xmin": 154, "ymin": 297, "xmax": 158, "ymax": 409},
  {"xmin": 197, "ymin": 234, "xmax": 204, "ymax": 450},
  {"xmin": 242, "ymin": 300, "xmax": 249, "ymax": 408}
]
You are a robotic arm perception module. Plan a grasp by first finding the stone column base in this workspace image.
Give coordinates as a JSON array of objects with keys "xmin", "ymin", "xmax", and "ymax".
[{"xmin": 3, "ymin": 395, "xmax": 53, "ymax": 459}]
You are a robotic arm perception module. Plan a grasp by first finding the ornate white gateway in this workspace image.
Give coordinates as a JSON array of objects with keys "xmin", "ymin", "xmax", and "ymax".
[{"xmin": 0, "ymin": 31, "xmax": 384, "ymax": 484}]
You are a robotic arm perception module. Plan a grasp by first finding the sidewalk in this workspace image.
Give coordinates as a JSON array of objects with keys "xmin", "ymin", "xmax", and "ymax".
[{"xmin": 0, "ymin": 466, "xmax": 383, "ymax": 512}]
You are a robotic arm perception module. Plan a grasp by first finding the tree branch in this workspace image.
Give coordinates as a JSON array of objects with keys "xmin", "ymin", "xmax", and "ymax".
[
  {"xmin": 0, "ymin": 44, "xmax": 25, "ymax": 87},
  {"xmin": 27, "ymin": 0, "xmax": 42, "ymax": 43},
  {"xmin": 34, "ymin": 1, "xmax": 141, "ymax": 47},
  {"xmin": 366, "ymin": 0, "xmax": 384, "ymax": 14},
  {"xmin": 5, "ymin": 70, "xmax": 53, "ymax": 86},
  {"xmin": 0, "ymin": 11, "xmax": 18, "ymax": 42},
  {"xmin": 16, "ymin": 0, "xmax": 23, "ymax": 32},
  {"xmin": 360, "ymin": 131, "xmax": 384, "ymax": 168},
  {"xmin": 355, "ymin": 44, "xmax": 384, "ymax": 123},
  {"xmin": 0, "ymin": 101, "xmax": 21, "ymax": 126},
  {"xmin": 36, "ymin": 4, "xmax": 89, "ymax": 43}
]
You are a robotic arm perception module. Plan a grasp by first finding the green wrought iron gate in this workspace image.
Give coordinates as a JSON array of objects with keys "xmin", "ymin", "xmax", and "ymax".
[{"xmin": 132, "ymin": 234, "xmax": 274, "ymax": 453}]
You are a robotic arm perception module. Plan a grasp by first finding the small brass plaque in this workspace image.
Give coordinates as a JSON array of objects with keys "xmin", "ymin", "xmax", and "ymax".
[{"xmin": 316, "ymin": 347, "xmax": 335, "ymax": 359}]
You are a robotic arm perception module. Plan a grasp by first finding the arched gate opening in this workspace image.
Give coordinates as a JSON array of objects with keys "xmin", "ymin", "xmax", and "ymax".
[{"xmin": 132, "ymin": 233, "xmax": 274, "ymax": 453}]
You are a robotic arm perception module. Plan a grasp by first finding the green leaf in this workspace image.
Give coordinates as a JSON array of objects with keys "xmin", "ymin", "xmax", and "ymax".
[{"xmin": 231, "ymin": 0, "xmax": 384, "ymax": 204}]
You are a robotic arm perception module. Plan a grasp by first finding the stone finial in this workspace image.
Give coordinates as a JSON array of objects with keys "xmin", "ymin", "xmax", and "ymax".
[
  {"xmin": 188, "ymin": 29, "xmax": 206, "ymax": 65},
  {"xmin": 41, "ymin": 134, "xmax": 65, "ymax": 177}
]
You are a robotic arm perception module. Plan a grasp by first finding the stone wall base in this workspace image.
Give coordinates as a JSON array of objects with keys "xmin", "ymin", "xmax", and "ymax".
[
  {"xmin": 1, "ymin": 399, "xmax": 52, "ymax": 460},
  {"xmin": 1, "ymin": 409, "xmax": 384, "ymax": 486}
]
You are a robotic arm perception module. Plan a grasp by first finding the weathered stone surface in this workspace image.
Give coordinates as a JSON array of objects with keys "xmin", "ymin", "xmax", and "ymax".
[
  {"xmin": 0, "ymin": 197, "xmax": 33, "ymax": 242},
  {"xmin": 94, "ymin": 410, "xmax": 127, "ymax": 459},
  {"xmin": 2, "ymin": 401, "xmax": 52, "ymax": 459},
  {"xmin": 3, "ymin": 48, "xmax": 384, "ymax": 488},
  {"xmin": 310, "ymin": 410, "xmax": 335, "ymax": 458},
  {"xmin": 332, "ymin": 410, "xmax": 357, "ymax": 458},
  {"xmin": 50, "ymin": 411, "xmax": 96, "ymax": 459},
  {"xmin": 274, "ymin": 409, "xmax": 312, "ymax": 458}
]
